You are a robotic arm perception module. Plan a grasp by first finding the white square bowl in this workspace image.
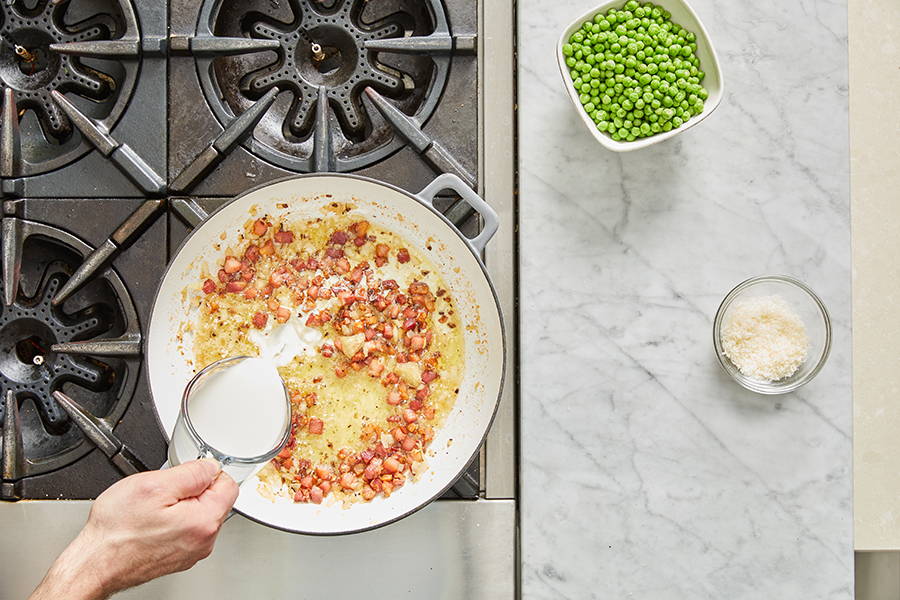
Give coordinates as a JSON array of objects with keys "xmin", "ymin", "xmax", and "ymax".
[{"xmin": 557, "ymin": 0, "xmax": 724, "ymax": 152}]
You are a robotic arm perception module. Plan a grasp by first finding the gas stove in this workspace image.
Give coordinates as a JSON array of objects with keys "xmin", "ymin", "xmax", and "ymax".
[{"xmin": 0, "ymin": 0, "xmax": 516, "ymax": 597}]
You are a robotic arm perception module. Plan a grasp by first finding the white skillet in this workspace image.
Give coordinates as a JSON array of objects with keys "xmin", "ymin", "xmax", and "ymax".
[{"xmin": 147, "ymin": 173, "xmax": 505, "ymax": 535}]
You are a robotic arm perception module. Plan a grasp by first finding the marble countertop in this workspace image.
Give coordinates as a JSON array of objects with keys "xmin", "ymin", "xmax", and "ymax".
[{"xmin": 518, "ymin": 0, "xmax": 852, "ymax": 597}]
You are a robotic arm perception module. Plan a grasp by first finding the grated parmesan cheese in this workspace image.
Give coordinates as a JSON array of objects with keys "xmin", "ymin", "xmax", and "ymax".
[{"xmin": 720, "ymin": 295, "xmax": 809, "ymax": 382}]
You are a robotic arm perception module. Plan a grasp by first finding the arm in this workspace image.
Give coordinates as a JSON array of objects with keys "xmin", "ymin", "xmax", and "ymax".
[{"xmin": 29, "ymin": 459, "xmax": 239, "ymax": 600}]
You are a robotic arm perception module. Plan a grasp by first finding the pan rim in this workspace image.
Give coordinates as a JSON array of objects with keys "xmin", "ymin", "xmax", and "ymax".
[{"xmin": 146, "ymin": 172, "xmax": 507, "ymax": 535}]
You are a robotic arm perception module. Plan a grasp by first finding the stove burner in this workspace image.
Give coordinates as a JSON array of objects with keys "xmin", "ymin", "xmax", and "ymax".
[
  {"xmin": 195, "ymin": 0, "xmax": 450, "ymax": 172},
  {"xmin": 0, "ymin": 265, "xmax": 111, "ymax": 433},
  {"xmin": 0, "ymin": 221, "xmax": 139, "ymax": 481},
  {"xmin": 244, "ymin": 4, "xmax": 405, "ymax": 138},
  {"xmin": 0, "ymin": 0, "xmax": 140, "ymax": 176}
]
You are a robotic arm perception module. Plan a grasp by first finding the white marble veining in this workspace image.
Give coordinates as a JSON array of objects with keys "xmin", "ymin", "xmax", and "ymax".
[{"xmin": 518, "ymin": 1, "xmax": 851, "ymax": 598}]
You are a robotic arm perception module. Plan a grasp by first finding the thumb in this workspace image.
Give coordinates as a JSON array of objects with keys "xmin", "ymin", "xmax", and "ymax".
[{"xmin": 157, "ymin": 459, "xmax": 221, "ymax": 502}]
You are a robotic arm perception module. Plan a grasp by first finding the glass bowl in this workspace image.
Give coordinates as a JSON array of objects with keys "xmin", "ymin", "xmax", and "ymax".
[{"xmin": 713, "ymin": 275, "xmax": 831, "ymax": 394}]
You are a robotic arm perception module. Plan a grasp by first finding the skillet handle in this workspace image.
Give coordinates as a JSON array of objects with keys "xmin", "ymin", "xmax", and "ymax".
[{"xmin": 416, "ymin": 173, "xmax": 499, "ymax": 254}]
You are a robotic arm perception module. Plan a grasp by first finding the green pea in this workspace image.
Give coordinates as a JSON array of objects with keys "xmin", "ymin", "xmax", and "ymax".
[
  {"xmin": 572, "ymin": 7, "xmax": 705, "ymax": 142},
  {"xmin": 672, "ymin": 116, "xmax": 683, "ymax": 127}
]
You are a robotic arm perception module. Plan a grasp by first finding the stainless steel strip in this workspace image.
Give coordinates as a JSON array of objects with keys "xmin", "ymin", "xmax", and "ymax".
[
  {"xmin": 0, "ymin": 499, "xmax": 517, "ymax": 599},
  {"xmin": 481, "ymin": 0, "xmax": 518, "ymax": 501}
]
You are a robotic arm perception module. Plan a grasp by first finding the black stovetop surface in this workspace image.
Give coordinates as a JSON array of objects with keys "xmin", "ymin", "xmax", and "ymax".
[{"xmin": 0, "ymin": 0, "xmax": 481, "ymax": 501}]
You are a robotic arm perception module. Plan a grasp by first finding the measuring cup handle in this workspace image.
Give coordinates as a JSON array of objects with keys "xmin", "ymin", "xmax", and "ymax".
[{"xmin": 195, "ymin": 447, "xmax": 225, "ymax": 469}]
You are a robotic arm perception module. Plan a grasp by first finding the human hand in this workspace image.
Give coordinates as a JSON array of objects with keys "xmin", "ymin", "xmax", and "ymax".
[{"xmin": 29, "ymin": 459, "xmax": 239, "ymax": 600}]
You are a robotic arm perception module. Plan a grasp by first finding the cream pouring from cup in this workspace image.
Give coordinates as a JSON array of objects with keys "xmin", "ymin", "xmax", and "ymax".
[{"xmin": 168, "ymin": 356, "xmax": 291, "ymax": 483}]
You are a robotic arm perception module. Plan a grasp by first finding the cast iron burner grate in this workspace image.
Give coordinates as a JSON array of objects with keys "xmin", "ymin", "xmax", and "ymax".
[
  {"xmin": 195, "ymin": 0, "xmax": 451, "ymax": 172},
  {"xmin": 0, "ymin": 263, "xmax": 111, "ymax": 431},
  {"xmin": 0, "ymin": 220, "xmax": 139, "ymax": 491},
  {"xmin": 0, "ymin": 0, "xmax": 140, "ymax": 176}
]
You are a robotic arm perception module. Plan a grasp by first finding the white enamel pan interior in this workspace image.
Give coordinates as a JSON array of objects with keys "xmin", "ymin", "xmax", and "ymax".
[{"xmin": 147, "ymin": 173, "xmax": 505, "ymax": 535}]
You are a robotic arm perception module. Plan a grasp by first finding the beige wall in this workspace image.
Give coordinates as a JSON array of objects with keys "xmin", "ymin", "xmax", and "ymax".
[{"xmin": 851, "ymin": 0, "xmax": 900, "ymax": 551}]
